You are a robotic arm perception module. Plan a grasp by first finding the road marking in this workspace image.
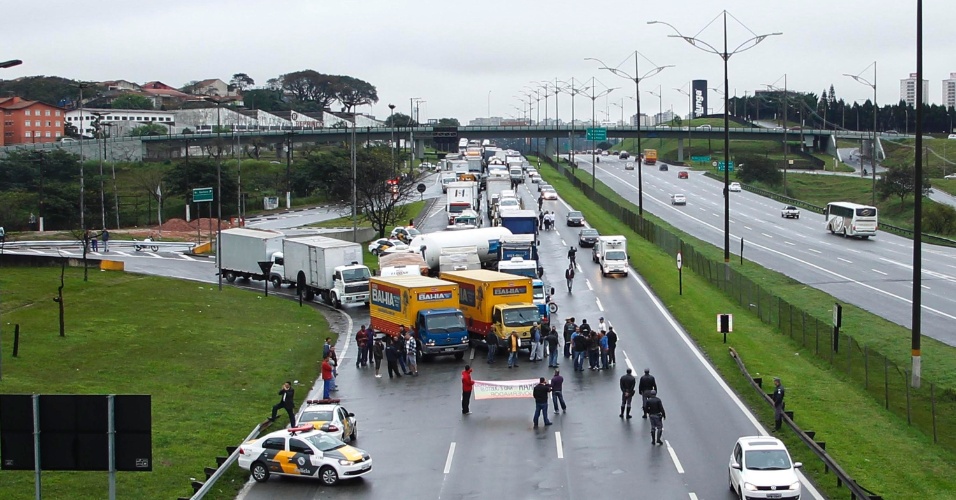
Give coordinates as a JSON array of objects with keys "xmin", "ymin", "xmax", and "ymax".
[
  {"xmin": 469, "ymin": 347, "xmax": 475, "ymax": 361},
  {"xmin": 561, "ymin": 239, "xmax": 566, "ymax": 246},
  {"xmin": 922, "ymin": 284, "xmax": 931, "ymax": 290},
  {"xmin": 872, "ymin": 269, "xmax": 888, "ymax": 276},
  {"xmin": 595, "ymin": 298, "xmax": 604, "ymax": 311},
  {"xmin": 761, "ymin": 233, "xmax": 773, "ymax": 238},
  {"xmin": 555, "ymin": 432, "xmax": 564, "ymax": 459},
  {"xmin": 808, "ymin": 248, "xmax": 822, "ymax": 254},
  {"xmin": 837, "ymin": 257, "xmax": 853, "ymax": 263},
  {"xmin": 575, "ymin": 264, "xmax": 582, "ymax": 273},
  {"xmin": 784, "ymin": 241, "xmax": 795, "ymax": 246},
  {"xmin": 586, "ymin": 279, "xmax": 593, "ymax": 291},
  {"xmin": 665, "ymin": 441, "xmax": 685, "ymax": 473},
  {"xmin": 443, "ymin": 442, "xmax": 456, "ymax": 474},
  {"xmin": 688, "ymin": 494, "xmax": 699, "ymax": 500},
  {"xmin": 621, "ymin": 349, "xmax": 635, "ymax": 373},
  {"xmin": 179, "ymin": 254, "xmax": 197, "ymax": 261}
]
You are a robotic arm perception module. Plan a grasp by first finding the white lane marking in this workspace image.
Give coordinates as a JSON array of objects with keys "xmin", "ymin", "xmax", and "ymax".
[
  {"xmin": 146, "ymin": 252, "xmax": 164, "ymax": 259},
  {"xmin": 595, "ymin": 298, "xmax": 604, "ymax": 311},
  {"xmin": 688, "ymin": 494, "xmax": 699, "ymax": 500},
  {"xmin": 470, "ymin": 347, "xmax": 475, "ymax": 361},
  {"xmin": 561, "ymin": 239, "xmax": 566, "ymax": 246},
  {"xmin": 922, "ymin": 284, "xmax": 931, "ymax": 290},
  {"xmin": 179, "ymin": 254, "xmax": 197, "ymax": 261},
  {"xmin": 837, "ymin": 257, "xmax": 853, "ymax": 263},
  {"xmin": 808, "ymin": 249, "xmax": 822, "ymax": 254},
  {"xmin": 872, "ymin": 269, "xmax": 888, "ymax": 276},
  {"xmin": 575, "ymin": 264, "xmax": 582, "ymax": 273},
  {"xmin": 879, "ymin": 256, "xmax": 956, "ymax": 284},
  {"xmin": 556, "ymin": 432, "xmax": 564, "ymax": 459},
  {"xmin": 622, "ymin": 349, "xmax": 635, "ymax": 373},
  {"xmin": 784, "ymin": 241, "xmax": 795, "ymax": 246},
  {"xmin": 443, "ymin": 442, "xmax": 456, "ymax": 474},
  {"xmin": 586, "ymin": 279, "xmax": 593, "ymax": 291},
  {"xmin": 761, "ymin": 233, "xmax": 773, "ymax": 238},
  {"xmin": 665, "ymin": 441, "xmax": 685, "ymax": 474}
]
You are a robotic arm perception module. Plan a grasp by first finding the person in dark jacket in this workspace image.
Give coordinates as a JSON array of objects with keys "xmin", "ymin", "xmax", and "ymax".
[
  {"xmin": 385, "ymin": 337, "xmax": 402, "ymax": 379},
  {"xmin": 572, "ymin": 329, "xmax": 588, "ymax": 372},
  {"xmin": 619, "ymin": 369, "xmax": 637, "ymax": 418},
  {"xmin": 372, "ymin": 336, "xmax": 384, "ymax": 378},
  {"xmin": 565, "ymin": 265, "xmax": 575, "ymax": 293},
  {"xmin": 269, "ymin": 381, "xmax": 296, "ymax": 426},
  {"xmin": 550, "ymin": 369, "xmax": 567, "ymax": 413},
  {"xmin": 461, "ymin": 365, "xmax": 474, "ymax": 414},
  {"xmin": 486, "ymin": 333, "xmax": 498, "ymax": 364},
  {"xmin": 587, "ymin": 332, "xmax": 600, "ymax": 370},
  {"xmin": 644, "ymin": 389, "xmax": 666, "ymax": 445},
  {"xmin": 606, "ymin": 327, "xmax": 618, "ymax": 365},
  {"xmin": 396, "ymin": 328, "xmax": 410, "ymax": 375},
  {"xmin": 638, "ymin": 368, "xmax": 658, "ymax": 418},
  {"xmin": 563, "ymin": 318, "xmax": 576, "ymax": 358},
  {"xmin": 547, "ymin": 327, "xmax": 560, "ymax": 367},
  {"xmin": 772, "ymin": 377, "xmax": 786, "ymax": 431},
  {"xmin": 532, "ymin": 378, "xmax": 553, "ymax": 428}
]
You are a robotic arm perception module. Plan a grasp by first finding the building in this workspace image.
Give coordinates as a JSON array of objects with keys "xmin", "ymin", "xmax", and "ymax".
[
  {"xmin": 469, "ymin": 117, "xmax": 504, "ymax": 126},
  {"xmin": 65, "ymin": 108, "xmax": 177, "ymax": 137},
  {"xmin": 900, "ymin": 73, "xmax": 929, "ymax": 107},
  {"xmin": 0, "ymin": 96, "xmax": 66, "ymax": 146},
  {"xmin": 943, "ymin": 73, "xmax": 956, "ymax": 110}
]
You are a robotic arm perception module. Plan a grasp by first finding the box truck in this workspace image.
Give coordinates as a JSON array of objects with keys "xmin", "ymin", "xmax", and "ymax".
[
  {"xmin": 439, "ymin": 270, "xmax": 540, "ymax": 348},
  {"xmin": 410, "ymin": 227, "xmax": 513, "ymax": 272},
  {"xmin": 218, "ymin": 228, "xmax": 287, "ymax": 288},
  {"xmin": 592, "ymin": 235, "xmax": 629, "ymax": 277},
  {"xmin": 369, "ymin": 276, "xmax": 469, "ymax": 359},
  {"xmin": 282, "ymin": 236, "xmax": 371, "ymax": 308}
]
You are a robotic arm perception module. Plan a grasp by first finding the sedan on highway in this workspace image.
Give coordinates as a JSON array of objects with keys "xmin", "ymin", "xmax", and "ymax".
[
  {"xmin": 538, "ymin": 182, "xmax": 551, "ymax": 192},
  {"xmin": 578, "ymin": 228, "xmax": 600, "ymax": 247},
  {"xmin": 659, "ymin": 164, "xmax": 668, "ymax": 171},
  {"xmin": 368, "ymin": 238, "xmax": 403, "ymax": 256},
  {"xmin": 678, "ymin": 171, "xmax": 689, "ymax": 179},
  {"xmin": 298, "ymin": 400, "xmax": 358, "ymax": 442},
  {"xmin": 238, "ymin": 426, "xmax": 372, "ymax": 485},
  {"xmin": 624, "ymin": 162, "xmax": 635, "ymax": 170},
  {"xmin": 729, "ymin": 436, "xmax": 802, "ymax": 500},
  {"xmin": 729, "ymin": 182, "xmax": 742, "ymax": 192},
  {"xmin": 566, "ymin": 211, "xmax": 585, "ymax": 226},
  {"xmin": 671, "ymin": 194, "xmax": 687, "ymax": 206},
  {"xmin": 390, "ymin": 226, "xmax": 421, "ymax": 244},
  {"xmin": 541, "ymin": 187, "xmax": 558, "ymax": 200}
]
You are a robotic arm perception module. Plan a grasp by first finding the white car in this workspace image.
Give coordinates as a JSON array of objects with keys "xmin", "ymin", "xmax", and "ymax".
[
  {"xmin": 944, "ymin": 173, "xmax": 956, "ymax": 179},
  {"xmin": 238, "ymin": 426, "xmax": 372, "ymax": 485},
  {"xmin": 298, "ymin": 401, "xmax": 358, "ymax": 442},
  {"xmin": 729, "ymin": 182, "xmax": 742, "ymax": 192},
  {"xmin": 541, "ymin": 188, "xmax": 558, "ymax": 200},
  {"xmin": 671, "ymin": 193, "xmax": 687, "ymax": 205},
  {"xmin": 729, "ymin": 436, "xmax": 802, "ymax": 499}
]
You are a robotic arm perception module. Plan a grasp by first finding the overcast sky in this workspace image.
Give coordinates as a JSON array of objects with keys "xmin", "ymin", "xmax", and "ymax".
[{"xmin": 3, "ymin": 1, "xmax": 953, "ymax": 123}]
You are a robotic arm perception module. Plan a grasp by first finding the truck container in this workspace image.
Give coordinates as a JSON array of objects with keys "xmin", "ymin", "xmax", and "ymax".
[
  {"xmin": 439, "ymin": 270, "xmax": 540, "ymax": 347},
  {"xmin": 410, "ymin": 226, "xmax": 513, "ymax": 272},
  {"xmin": 446, "ymin": 181, "xmax": 478, "ymax": 223},
  {"xmin": 643, "ymin": 149, "xmax": 658, "ymax": 165},
  {"xmin": 282, "ymin": 236, "xmax": 371, "ymax": 308},
  {"xmin": 218, "ymin": 228, "xmax": 288, "ymax": 288},
  {"xmin": 497, "ymin": 234, "xmax": 543, "ymax": 278},
  {"xmin": 439, "ymin": 246, "xmax": 482, "ymax": 273},
  {"xmin": 369, "ymin": 276, "xmax": 469, "ymax": 359},
  {"xmin": 499, "ymin": 210, "xmax": 538, "ymax": 236},
  {"xmin": 379, "ymin": 251, "xmax": 429, "ymax": 276},
  {"xmin": 592, "ymin": 235, "xmax": 629, "ymax": 277}
]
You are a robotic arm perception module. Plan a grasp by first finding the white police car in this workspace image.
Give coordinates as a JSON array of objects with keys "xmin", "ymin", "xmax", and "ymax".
[
  {"xmin": 238, "ymin": 425, "xmax": 372, "ymax": 485},
  {"xmin": 298, "ymin": 400, "xmax": 358, "ymax": 442}
]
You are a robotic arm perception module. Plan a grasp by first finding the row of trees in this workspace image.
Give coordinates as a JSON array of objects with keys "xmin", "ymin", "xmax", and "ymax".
[{"xmin": 241, "ymin": 70, "xmax": 378, "ymax": 114}]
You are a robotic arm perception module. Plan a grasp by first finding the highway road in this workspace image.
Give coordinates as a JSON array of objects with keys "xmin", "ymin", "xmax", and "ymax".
[
  {"xmin": 236, "ymin": 173, "xmax": 822, "ymax": 500},
  {"xmin": 574, "ymin": 153, "xmax": 956, "ymax": 346}
]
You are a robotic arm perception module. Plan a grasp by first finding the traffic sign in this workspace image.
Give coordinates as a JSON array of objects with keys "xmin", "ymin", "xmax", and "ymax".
[
  {"xmin": 586, "ymin": 127, "xmax": 607, "ymax": 141},
  {"xmin": 691, "ymin": 155, "xmax": 711, "ymax": 163},
  {"xmin": 676, "ymin": 251, "xmax": 683, "ymax": 270},
  {"xmin": 717, "ymin": 161, "xmax": 735, "ymax": 172},
  {"xmin": 193, "ymin": 187, "xmax": 214, "ymax": 203}
]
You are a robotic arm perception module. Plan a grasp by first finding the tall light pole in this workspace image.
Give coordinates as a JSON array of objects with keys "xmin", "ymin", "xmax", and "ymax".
[
  {"xmin": 559, "ymin": 79, "xmax": 590, "ymax": 161},
  {"xmin": 103, "ymin": 122, "xmax": 120, "ymax": 228},
  {"xmin": 764, "ymin": 75, "xmax": 790, "ymax": 193},
  {"xmin": 583, "ymin": 78, "xmax": 617, "ymax": 190},
  {"xmin": 388, "ymin": 104, "xmax": 396, "ymax": 174},
  {"xmin": 90, "ymin": 111, "xmax": 110, "ymax": 230},
  {"xmin": 587, "ymin": 52, "xmax": 672, "ymax": 216},
  {"xmin": 674, "ymin": 84, "xmax": 693, "ymax": 154},
  {"xmin": 912, "ymin": 0, "xmax": 924, "ymax": 388},
  {"xmin": 650, "ymin": 13, "xmax": 780, "ymax": 264},
  {"xmin": 74, "ymin": 82, "xmax": 94, "ymax": 231},
  {"xmin": 844, "ymin": 62, "xmax": 878, "ymax": 206},
  {"xmin": 647, "ymin": 86, "xmax": 663, "ymax": 147},
  {"xmin": 201, "ymin": 96, "xmax": 229, "ymax": 291},
  {"xmin": 409, "ymin": 97, "xmax": 420, "ymax": 170}
]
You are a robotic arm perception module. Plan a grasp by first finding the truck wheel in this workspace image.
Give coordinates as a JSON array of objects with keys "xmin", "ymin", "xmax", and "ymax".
[
  {"xmin": 454, "ymin": 352, "xmax": 465, "ymax": 360},
  {"xmin": 333, "ymin": 295, "xmax": 343, "ymax": 309},
  {"xmin": 224, "ymin": 272, "xmax": 236, "ymax": 283},
  {"xmin": 304, "ymin": 288, "xmax": 315, "ymax": 301},
  {"xmin": 270, "ymin": 276, "xmax": 282, "ymax": 289},
  {"xmin": 321, "ymin": 291, "xmax": 331, "ymax": 304}
]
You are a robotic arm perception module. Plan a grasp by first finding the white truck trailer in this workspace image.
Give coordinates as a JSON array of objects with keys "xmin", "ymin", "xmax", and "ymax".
[
  {"xmin": 282, "ymin": 236, "xmax": 371, "ymax": 308},
  {"xmin": 410, "ymin": 226, "xmax": 513, "ymax": 273},
  {"xmin": 218, "ymin": 228, "xmax": 287, "ymax": 287}
]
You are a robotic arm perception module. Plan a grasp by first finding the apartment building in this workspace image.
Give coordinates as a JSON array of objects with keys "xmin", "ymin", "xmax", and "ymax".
[
  {"xmin": 943, "ymin": 73, "xmax": 956, "ymax": 110},
  {"xmin": 0, "ymin": 96, "xmax": 66, "ymax": 146},
  {"xmin": 899, "ymin": 73, "xmax": 929, "ymax": 107}
]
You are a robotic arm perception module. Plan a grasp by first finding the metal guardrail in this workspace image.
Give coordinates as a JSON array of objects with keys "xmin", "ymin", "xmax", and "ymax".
[
  {"xmin": 729, "ymin": 348, "xmax": 882, "ymax": 500},
  {"xmin": 188, "ymin": 422, "xmax": 266, "ymax": 500},
  {"xmin": 1, "ymin": 240, "xmax": 198, "ymax": 252}
]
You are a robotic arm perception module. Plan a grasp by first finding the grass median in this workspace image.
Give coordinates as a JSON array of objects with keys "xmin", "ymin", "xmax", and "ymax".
[
  {"xmin": 533, "ymin": 157, "xmax": 956, "ymax": 499},
  {"xmin": 0, "ymin": 267, "xmax": 329, "ymax": 499}
]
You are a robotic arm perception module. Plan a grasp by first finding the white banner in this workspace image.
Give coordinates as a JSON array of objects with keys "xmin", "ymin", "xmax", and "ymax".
[{"xmin": 473, "ymin": 379, "xmax": 539, "ymax": 400}]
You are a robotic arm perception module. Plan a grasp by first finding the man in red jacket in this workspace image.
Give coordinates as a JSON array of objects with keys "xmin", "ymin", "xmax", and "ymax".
[
  {"xmin": 461, "ymin": 365, "xmax": 474, "ymax": 415},
  {"xmin": 322, "ymin": 355, "xmax": 334, "ymax": 400}
]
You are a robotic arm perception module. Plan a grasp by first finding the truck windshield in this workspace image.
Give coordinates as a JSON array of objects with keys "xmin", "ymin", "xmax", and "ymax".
[
  {"xmin": 606, "ymin": 251, "xmax": 627, "ymax": 261},
  {"xmin": 341, "ymin": 267, "xmax": 371, "ymax": 282},
  {"xmin": 532, "ymin": 285, "xmax": 545, "ymax": 300},
  {"xmin": 502, "ymin": 307, "xmax": 539, "ymax": 327},
  {"xmin": 424, "ymin": 313, "xmax": 466, "ymax": 333}
]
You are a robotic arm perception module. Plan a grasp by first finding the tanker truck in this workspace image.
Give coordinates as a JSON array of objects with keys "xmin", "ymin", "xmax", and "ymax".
[{"xmin": 409, "ymin": 226, "xmax": 513, "ymax": 274}]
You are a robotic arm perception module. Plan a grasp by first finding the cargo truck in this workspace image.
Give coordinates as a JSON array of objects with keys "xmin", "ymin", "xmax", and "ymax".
[
  {"xmin": 446, "ymin": 181, "xmax": 478, "ymax": 223},
  {"xmin": 282, "ymin": 235, "xmax": 371, "ymax": 308},
  {"xmin": 411, "ymin": 226, "xmax": 513, "ymax": 272},
  {"xmin": 369, "ymin": 276, "xmax": 469, "ymax": 359},
  {"xmin": 439, "ymin": 246, "xmax": 482, "ymax": 273},
  {"xmin": 498, "ymin": 234, "xmax": 542, "ymax": 277},
  {"xmin": 592, "ymin": 235, "xmax": 629, "ymax": 277},
  {"xmin": 486, "ymin": 178, "xmax": 511, "ymax": 219},
  {"xmin": 643, "ymin": 149, "xmax": 658, "ymax": 165},
  {"xmin": 498, "ymin": 210, "xmax": 538, "ymax": 236},
  {"xmin": 218, "ymin": 228, "xmax": 288, "ymax": 288},
  {"xmin": 439, "ymin": 270, "xmax": 540, "ymax": 348}
]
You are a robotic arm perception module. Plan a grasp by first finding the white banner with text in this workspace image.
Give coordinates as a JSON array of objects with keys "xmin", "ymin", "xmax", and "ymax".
[{"xmin": 473, "ymin": 379, "xmax": 539, "ymax": 400}]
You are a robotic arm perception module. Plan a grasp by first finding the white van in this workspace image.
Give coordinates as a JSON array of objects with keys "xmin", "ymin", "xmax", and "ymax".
[{"xmin": 592, "ymin": 235, "xmax": 629, "ymax": 277}]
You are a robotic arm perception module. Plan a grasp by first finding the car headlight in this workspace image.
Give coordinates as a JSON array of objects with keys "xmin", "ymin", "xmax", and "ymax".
[
  {"xmin": 338, "ymin": 459, "xmax": 355, "ymax": 466},
  {"xmin": 743, "ymin": 482, "xmax": 758, "ymax": 491},
  {"xmin": 461, "ymin": 336, "xmax": 469, "ymax": 343},
  {"xmin": 789, "ymin": 481, "xmax": 801, "ymax": 490}
]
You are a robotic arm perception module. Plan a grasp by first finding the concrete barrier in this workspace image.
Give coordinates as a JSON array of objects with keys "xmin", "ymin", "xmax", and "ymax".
[
  {"xmin": 99, "ymin": 260, "xmax": 125, "ymax": 271},
  {"xmin": 192, "ymin": 241, "xmax": 213, "ymax": 254}
]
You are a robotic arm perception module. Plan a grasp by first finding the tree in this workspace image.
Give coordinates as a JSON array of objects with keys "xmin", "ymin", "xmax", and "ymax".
[
  {"xmin": 385, "ymin": 112, "xmax": 417, "ymax": 127},
  {"xmin": 354, "ymin": 147, "xmax": 417, "ymax": 238},
  {"xmin": 179, "ymin": 80, "xmax": 202, "ymax": 95},
  {"xmin": 0, "ymin": 149, "xmax": 83, "ymax": 230},
  {"xmin": 736, "ymin": 153, "xmax": 781, "ymax": 186},
  {"xmin": 111, "ymin": 94, "xmax": 153, "ymax": 110},
  {"xmin": 129, "ymin": 123, "xmax": 168, "ymax": 137},
  {"xmin": 923, "ymin": 203, "xmax": 956, "ymax": 235},
  {"xmin": 229, "ymin": 73, "xmax": 255, "ymax": 93},
  {"xmin": 242, "ymin": 89, "xmax": 289, "ymax": 111},
  {"xmin": 436, "ymin": 118, "xmax": 460, "ymax": 127},
  {"xmin": 877, "ymin": 164, "xmax": 931, "ymax": 210},
  {"xmin": 335, "ymin": 75, "xmax": 378, "ymax": 113},
  {"xmin": 162, "ymin": 159, "xmax": 239, "ymax": 217},
  {"xmin": 280, "ymin": 70, "xmax": 339, "ymax": 111}
]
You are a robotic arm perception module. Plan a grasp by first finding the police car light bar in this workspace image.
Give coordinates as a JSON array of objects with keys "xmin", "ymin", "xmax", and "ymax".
[{"xmin": 288, "ymin": 425, "xmax": 314, "ymax": 434}]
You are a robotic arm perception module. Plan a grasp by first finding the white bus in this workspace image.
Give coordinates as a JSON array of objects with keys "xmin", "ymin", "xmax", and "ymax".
[{"xmin": 824, "ymin": 202, "xmax": 878, "ymax": 239}]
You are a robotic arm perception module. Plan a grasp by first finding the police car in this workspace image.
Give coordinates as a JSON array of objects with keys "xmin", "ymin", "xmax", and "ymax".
[
  {"xmin": 238, "ymin": 425, "xmax": 372, "ymax": 485},
  {"xmin": 298, "ymin": 400, "xmax": 358, "ymax": 442}
]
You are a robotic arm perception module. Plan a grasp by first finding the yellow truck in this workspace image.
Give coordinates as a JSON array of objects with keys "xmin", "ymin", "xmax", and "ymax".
[
  {"xmin": 643, "ymin": 149, "xmax": 658, "ymax": 165},
  {"xmin": 438, "ymin": 269, "xmax": 540, "ymax": 348},
  {"xmin": 369, "ymin": 276, "xmax": 469, "ymax": 359}
]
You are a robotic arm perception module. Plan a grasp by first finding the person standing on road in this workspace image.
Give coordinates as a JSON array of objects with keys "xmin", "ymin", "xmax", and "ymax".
[
  {"xmin": 538, "ymin": 195, "xmax": 544, "ymax": 211},
  {"xmin": 372, "ymin": 336, "xmax": 384, "ymax": 378},
  {"xmin": 619, "ymin": 368, "xmax": 637, "ymax": 418},
  {"xmin": 638, "ymin": 368, "xmax": 658, "ymax": 418},
  {"xmin": 644, "ymin": 389, "xmax": 666, "ymax": 445},
  {"xmin": 772, "ymin": 377, "xmax": 786, "ymax": 431},
  {"xmin": 547, "ymin": 327, "xmax": 560, "ymax": 367},
  {"xmin": 405, "ymin": 331, "xmax": 419, "ymax": 377},
  {"xmin": 598, "ymin": 317, "xmax": 608, "ymax": 333},
  {"xmin": 532, "ymin": 377, "xmax": 553, "ymax": 428},
  {"xmin": 606, "ymin": 327, "xmax": 618, "ymax": 366},
  {"xmin": 356, "ymin": 325, "xmax": 369, "ymax": 368},
  {"xmin": 507, "ymin": 331, "xmax": 520, "ymax": 368},
  {"xmin": 384, "ymin": 337, "xmax": 402, "ymax": 379},
  {"xmin": 528, "ymin": 322, "xmax": 541, "ymax": 362},
  {"xmin": 567, "ymin": 246, "xmax": 577, "ymax": 267},
  {"xmin": 572, "ymin": 327, "xmax": 588, "ymax": 372},
  {"xmin": 269, "ymin": 381, "xmax": 296, "ymax": 426},
  {"xmin": 100, "ymin": 229, "xmax": 110, "ymax": 252},
  {"xmin": 321, "ymin": 356, "xmax": 335, "ymax": 400},
  {"xmin": 565, "ymin": 265, "xmax": 575, "ymax": 293},
  {"xmin": 599, "ymin": 331, "xmax": 610, "ymax": 370},
  {"xmin": 486, "ymin": 333, "xmax": 498, "ymax": 364},
  {"xmin": 550, "ymin": 369, "xmax": 567, "ymax": 413},
  {"xmin": 461, "ymin": 365, "xmax": 474, "ymax": 415},
  {"xmin": 397, "ymin": 327, "xmax": 410, "ymax": 375},
  {"xmin": 90, "ymin": 231, "xmax": 99, "ymax": 252},
  {"xmin": 563, "ymin": 318, "xmax": 576, "ymax": 359}
]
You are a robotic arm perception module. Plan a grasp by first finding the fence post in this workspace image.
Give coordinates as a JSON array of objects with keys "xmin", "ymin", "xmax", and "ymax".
[
  {"xmin": 931, "ymin": 382, "xmax": 938, "ymax": 443},
  {"xmin": 802, "ymin": 311, "xmax": 807, "ymax": 347}
]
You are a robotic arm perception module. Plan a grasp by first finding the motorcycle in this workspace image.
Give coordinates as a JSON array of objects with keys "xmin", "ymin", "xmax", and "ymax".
[{"xmin": 134, "ymin": 237, "xmax": 159, "ymax": 252}]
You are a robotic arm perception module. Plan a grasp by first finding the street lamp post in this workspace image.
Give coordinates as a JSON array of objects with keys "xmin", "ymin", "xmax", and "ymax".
[
  {"xmin": 674, "ymin": 83, "xmax": 693, "ymax": 155},
  {"xmin": 844, "ymin": 61, "xmax": 878, "ymax": 205},
  {"xmin": 74, "ymin": 82, "xmax": 94, "ymax": 231},
  {"xmin": 763, "ymin": 75, "xmax": 790, "ymax": 193},
  {"xmin": 582, "ymin": 78, "xmax": 617, "ymax": 191},
  {"xmin": 647, "ymin": 85, "xmax": 663, "ymax": 147},
  {"xmin": 560, "ymin": 79, "xmax": 590, "ymax": 162},
  {"xmin": 103, "ymin": 123, "xmax": 120, "ymax": 229},
  {"xmin": 91, "ymin": 111, "xmax": 110, "ymax": 231},
  {"xmin": 587, "ymin": 52, "xmax": 672, "ymax": 217},
  {"xmin": 201, "ymin": 96, "xmax": 229, "ymax": 291},
  {"xmin": 650, "ymin": 13, "xmax": 780, "ymax": 264}
]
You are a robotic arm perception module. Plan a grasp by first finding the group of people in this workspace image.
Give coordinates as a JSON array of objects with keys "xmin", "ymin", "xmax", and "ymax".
[
  {"xmin": 484, "ymin": 323, "xmax": 566, "ymax": 369},
  {"xmin": 538, "ymin": 210, "xmax": 557, "ymax": 231},
  {"xmin": 619, "ymin": 368, "xmax": 666, "ymax": 444},
  {"xmin": 83, "ymin": 228, "xmax": 110, "ymax": 252},
  {"xmin": 562, "ymin": 317, "xmax": 617, "ymax": 372},
  {"xmin": 354, "ymin": 324, "xmax": 420, "ymax": 379}
]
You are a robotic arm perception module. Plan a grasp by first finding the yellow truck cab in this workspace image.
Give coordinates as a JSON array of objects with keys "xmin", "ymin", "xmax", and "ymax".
[
  {"xmin": 439, "ymin": 270, "xmax": 540, "ymax": 348},
  {"xmin": 369, "ymin": 276, "xmax": 469, "ymax": 359}
]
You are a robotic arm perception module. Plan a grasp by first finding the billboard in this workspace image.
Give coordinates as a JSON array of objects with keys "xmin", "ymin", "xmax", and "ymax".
[{"xmin": 692, "ymin": 80, "xmax": 708, "ymax": 118}]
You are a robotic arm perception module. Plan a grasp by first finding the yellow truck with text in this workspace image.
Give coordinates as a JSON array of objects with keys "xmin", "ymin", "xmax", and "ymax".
[
  {"xmin": 643, "ymin": 149, "xmax": 658, "ymax": 165},
  {"xmin": 369, "ymin": 276, "xmax": 469, "ymax": 359},
  {"xmin": 438, "ymin": 270, "xmax": 540, "ymax": 349}
]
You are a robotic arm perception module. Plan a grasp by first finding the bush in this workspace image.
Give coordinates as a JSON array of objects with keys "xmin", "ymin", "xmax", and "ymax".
[
  {"xmin": 922, "ymin": 202, "xmax": 956, "ymax": 235},
  {"xmin": 736, "ymin": 153, "xmax": 781, "ymax": 185}
]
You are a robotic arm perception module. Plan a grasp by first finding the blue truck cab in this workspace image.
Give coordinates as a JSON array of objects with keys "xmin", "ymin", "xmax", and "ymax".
[
  {"xmin": 416, "ymin": 308, "xmax": 469, "ymax": 360},
  {"xmin": 498, "ymin": 234, "xmax": 542, "ymax": 277}
]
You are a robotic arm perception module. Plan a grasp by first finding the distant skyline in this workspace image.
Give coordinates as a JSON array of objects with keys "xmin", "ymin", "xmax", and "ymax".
[{"xmin": 2, "ymin": 1, "xmax": 953, "ymax": 123}]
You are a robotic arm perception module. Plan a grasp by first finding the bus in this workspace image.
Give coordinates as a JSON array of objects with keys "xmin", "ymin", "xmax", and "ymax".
[{"xmin": 824, "ymin": 202, "xmax": 878, "ymax": 239}]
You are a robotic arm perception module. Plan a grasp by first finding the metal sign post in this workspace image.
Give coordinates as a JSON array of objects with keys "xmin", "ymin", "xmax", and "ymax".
[
  {"xmin": 833, "ymin": 303, "xmax": 843, "ymax": 353},
  {"xmin": 677, "ymin": 251, "xmax": 683, "ymax": 296}
]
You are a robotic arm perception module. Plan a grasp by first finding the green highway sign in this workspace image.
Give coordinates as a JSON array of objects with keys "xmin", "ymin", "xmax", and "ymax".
[
  {"xmin": 586, "ymin": 127, "xmax": 607, "ymax": 141},
  {"xmin": 691, "ymin": 155, "xmax": 711, "ymax": 163},
  {"xmin": 717, "ymin": 161, "xmax": 735, "ymax": 172},
  {"xmin": 193, "ymin": 187, "xmax": 214, "ymax": 203}
]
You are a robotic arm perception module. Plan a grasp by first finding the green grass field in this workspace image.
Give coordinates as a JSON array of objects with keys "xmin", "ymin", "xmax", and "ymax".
[
  {"xmin": 533, "ymin": 158, "xmax": 956, "ymax": 499},
  {"xmin": 0, "ymin": 267, "xmax": 330, "ymax": 499}
]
